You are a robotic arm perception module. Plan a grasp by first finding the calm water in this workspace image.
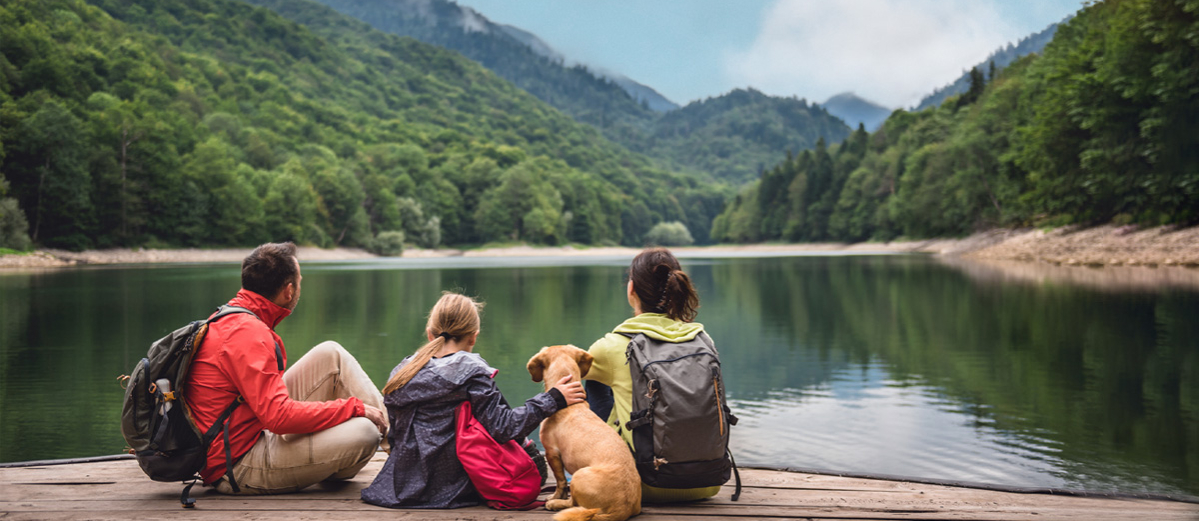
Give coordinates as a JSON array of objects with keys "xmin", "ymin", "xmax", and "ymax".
[{"xmin": 1, "ymin": 254, "xmax": 1196, "ymax": 497}]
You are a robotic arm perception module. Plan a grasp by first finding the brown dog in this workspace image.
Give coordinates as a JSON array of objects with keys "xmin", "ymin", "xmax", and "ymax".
[{"xmin": 528, "ymin": 345, "xmax": 641, "ymax": 521}]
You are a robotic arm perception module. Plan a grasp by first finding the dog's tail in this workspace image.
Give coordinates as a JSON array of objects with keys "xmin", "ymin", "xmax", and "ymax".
[{"xmin": 552, "ymin": 507, "xmax": 601, "ymax": 521}]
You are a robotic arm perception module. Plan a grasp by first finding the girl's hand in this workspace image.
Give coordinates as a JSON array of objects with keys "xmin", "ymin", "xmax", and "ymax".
[{"xmin": 553, "ymin": 375, "xmax": 586, "ymax": 406}]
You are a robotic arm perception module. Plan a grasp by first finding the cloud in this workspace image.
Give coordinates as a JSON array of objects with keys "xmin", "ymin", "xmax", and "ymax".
[{"xmin": 725, "ymin": 0, "xmax": 1017, "ymax": 108}]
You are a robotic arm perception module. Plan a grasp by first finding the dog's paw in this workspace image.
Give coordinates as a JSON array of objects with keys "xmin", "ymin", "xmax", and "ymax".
[{"xmin": 545, "ymin": 498, "xmax": 573, "ymax": 511}]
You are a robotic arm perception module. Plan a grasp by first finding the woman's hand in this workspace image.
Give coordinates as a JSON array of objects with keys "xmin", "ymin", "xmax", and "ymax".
[{"xmin": 552, "ymin": 375, "xmax": 586, "ymax": 406}]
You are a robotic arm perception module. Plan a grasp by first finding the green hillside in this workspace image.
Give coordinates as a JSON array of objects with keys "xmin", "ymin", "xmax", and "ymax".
[
  {"xmin": 276, "ymin": 0, "xmax": 850, "ymax": 186},
  {"xmin": 713, "ymin": 0, "xmax": 1198, "ymax": 243},
  {"xmin": 639, "ymin": 89, "xmax": 850, "ymax": 185},
  {"xmin": 293, "ymin": 0, "xmax": 659, "ymax": 141},
  {"xmin": 0, "ymin": 0, "xmax": 728, "ymax": 251}
]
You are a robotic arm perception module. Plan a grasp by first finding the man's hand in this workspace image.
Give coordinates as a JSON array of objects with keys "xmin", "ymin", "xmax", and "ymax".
[
  {"xmin": 363, "ymin": 405, "xmax": 387, "ymax": 436},
  {"xmin": 552, "ymin": 375, "xmax": 586, "ymax": 407}
]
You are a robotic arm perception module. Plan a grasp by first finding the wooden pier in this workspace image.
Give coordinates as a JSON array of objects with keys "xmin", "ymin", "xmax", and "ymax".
[{"xmin": 2, "ymin": 453, "xmax": 1195, "ymax": 520}]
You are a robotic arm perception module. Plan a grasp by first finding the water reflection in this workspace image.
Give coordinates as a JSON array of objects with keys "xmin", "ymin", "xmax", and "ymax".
[
  {"xmin": 0, "ymin": 255, "xmax": 1195, "ymax": 497},
  {"xmin": 940, "ymin": 256, "xmax": 1199, "ymax": 291},
  {"xmin": 729, "ymin": 363, "xmax": 1068, "ymax": 489}
]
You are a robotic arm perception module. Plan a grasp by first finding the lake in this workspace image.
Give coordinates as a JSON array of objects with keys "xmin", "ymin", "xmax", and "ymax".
[{"xmin": 1, "ymin": 253, "xmax": 1195, "ymax": 497}]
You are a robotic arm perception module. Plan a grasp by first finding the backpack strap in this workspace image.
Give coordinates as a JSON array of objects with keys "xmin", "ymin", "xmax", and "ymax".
[
  {"xmin": 211, "ymin": 305, "xmax": 253, "ymax": 320},
  {"xmin": 728, "ymin": 450, "xmax": 742, "ymax": 501},
  {"xmin": 200, "ymin": 397, "xmax": 244, "ymax": 492},
  {"xmin": 193, "ymin": 305, "xmax": 273, "ymax": 495}
]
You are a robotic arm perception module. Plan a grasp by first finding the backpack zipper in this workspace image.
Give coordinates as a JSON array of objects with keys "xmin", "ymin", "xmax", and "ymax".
[
  {"xmin": 712, "ymin": 366, "xmax": 725, "ymax": 437},
  {"xmin": 640, "ymin": 351, "xmax": 717, "ymax": 371}
]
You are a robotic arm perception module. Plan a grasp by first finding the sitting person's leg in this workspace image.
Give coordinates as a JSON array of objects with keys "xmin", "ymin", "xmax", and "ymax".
[
  {"xmin": 284, "ymin": 340, "xmax": 385, "ymax": 411},
  {"xmin": 215, "ymin": 341, "xmax": 384, "ymax": 495},
  {"xmin": 216, "ymin": 418, "xmax": 380, "ymax": 495}
]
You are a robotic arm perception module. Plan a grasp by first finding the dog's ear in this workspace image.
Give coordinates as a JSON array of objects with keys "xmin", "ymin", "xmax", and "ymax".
[
  {"xmin": 575, "ymin": 348, "xmax": 594, "ymax": 379},
  {"xmin": 527, "ymin": 350, "xmax": 546, "ymax": 383}
]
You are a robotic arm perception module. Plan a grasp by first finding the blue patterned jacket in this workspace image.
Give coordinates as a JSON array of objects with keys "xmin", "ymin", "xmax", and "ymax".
[{"xmin": 362, "ymin": 351, "xmax": 561, "ymax": 509}]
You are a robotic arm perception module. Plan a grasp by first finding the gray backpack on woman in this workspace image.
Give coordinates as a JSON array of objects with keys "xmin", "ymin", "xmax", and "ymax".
[{"xmin": 624, "ymin": 331, "xmax": 741, "ymax": 500}]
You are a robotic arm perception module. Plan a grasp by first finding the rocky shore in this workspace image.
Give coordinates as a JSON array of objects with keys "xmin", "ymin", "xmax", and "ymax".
[
  {"xmin": 1, "ymin": 225, "xmax": 1195, "ymax": 271},
  {"xmin": 959, "ymin": 225, "xmax": 1199, "ymax": 267}
]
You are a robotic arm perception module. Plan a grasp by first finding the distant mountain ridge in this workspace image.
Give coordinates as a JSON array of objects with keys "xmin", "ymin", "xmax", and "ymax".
[
  {"xmin": 611, "ymin": 75, "xmax": 680, "ymax": 112},
  {"xmin": 495, "ymin": 23, "xmax": 563, "ymax": 62},
  {"xmin": 914, "ymin": 19, "xmax": 1066, "ymax": 111},
  {"xmin": 308, "ymin": 0, "xmax": 660, "ymax": 129},
  {"xmin": 493, "ymin": 20, "xmax": 679, "ymax": 112},
  {"xmin": 820, "ymin": 92, "xmax": 892, "ymax": 132},
  {"xmin": 294, "ymin": 0, "xmax": 850, "ymax": 185}
]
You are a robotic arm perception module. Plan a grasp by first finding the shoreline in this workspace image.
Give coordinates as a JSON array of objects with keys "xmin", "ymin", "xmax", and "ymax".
[{"xmin": 2, "ymin": 224, "xmax": 1196, "ymax": 270}]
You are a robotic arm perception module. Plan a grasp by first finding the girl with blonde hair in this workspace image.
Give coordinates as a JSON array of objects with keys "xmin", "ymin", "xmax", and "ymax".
[{"xmin": 362, "ymin": 292, "xmax": 585, "ymax": 509}]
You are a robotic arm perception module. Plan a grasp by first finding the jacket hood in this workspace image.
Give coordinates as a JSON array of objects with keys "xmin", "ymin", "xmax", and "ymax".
[
  {"xmin": 228, "ymin": 289, "xmax": 292, "ymax": 329},
  {"xmin": 613, "ymin": 313, "xmax": 704, "ymax": 342},
  {"xmin": 386, "ymin": 351, "xmax": 496, "ymax": 408}
]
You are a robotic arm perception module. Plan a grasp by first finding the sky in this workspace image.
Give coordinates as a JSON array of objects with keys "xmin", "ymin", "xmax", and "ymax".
[{"xmin": 452, "ymin": 0, "xmax": 1086, "ymax": 109}]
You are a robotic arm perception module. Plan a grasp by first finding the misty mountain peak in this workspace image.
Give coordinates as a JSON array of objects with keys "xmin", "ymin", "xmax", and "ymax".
[{"xmin": 820, "ymin": 92, "xmax": 892, "ymax": 132}]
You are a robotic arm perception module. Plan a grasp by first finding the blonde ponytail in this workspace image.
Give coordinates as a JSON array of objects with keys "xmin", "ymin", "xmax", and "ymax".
[
  {"xmin": 382, "ymin": 337, "xmax": 446, "ymax": 395},
  {"xmin": 381, "ymin": 292, "xmax": 483, "ymax": 395}
]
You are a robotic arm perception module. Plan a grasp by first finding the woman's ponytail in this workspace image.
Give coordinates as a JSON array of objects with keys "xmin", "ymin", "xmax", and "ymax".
[
  {"xmin": 663, "ymin": 268, "xmax": 699, "ymax": 322},
  {"xmin": 630, "ymin": 248, "xmax": 699, "ymax": 322}
]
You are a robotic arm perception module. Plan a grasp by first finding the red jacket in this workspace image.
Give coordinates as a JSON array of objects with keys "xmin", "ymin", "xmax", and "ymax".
[{"xmin": 187, "ymin": 289, "xmax": 365, "ymax": 484}]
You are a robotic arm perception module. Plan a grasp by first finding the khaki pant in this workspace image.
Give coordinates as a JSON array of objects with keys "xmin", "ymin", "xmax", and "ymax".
[{"xmin": 214, "ymin": 341, "xmax": 385, "ymax": 495}]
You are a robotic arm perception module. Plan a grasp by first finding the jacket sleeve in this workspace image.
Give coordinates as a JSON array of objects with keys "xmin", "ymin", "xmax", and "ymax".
[
  {"xmin": 222, "ymin": 332, "xmax": 364, "ymax": 435},
  {"xmin": 584, "ymin": 333, "xmax": 625, "ymax": 386},
  {"xmin": 465, "ymin": 374, "xmax": 559, "ymax": 444}
]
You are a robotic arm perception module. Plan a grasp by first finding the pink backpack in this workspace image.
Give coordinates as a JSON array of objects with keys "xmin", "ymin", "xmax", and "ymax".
[{"xmin": 455, "ymin": 400, "xmax": 544, "ymax": 510}]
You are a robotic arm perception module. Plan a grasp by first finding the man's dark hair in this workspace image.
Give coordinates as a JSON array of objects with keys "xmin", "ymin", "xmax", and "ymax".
[{"xmin": 241, "ymin": 242, "xmax": 298, "ymax": 299}]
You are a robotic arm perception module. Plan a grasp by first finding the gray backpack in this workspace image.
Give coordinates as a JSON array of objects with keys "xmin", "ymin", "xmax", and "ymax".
[{"xmin": 624, "ymin": 331, "xmax": 741, "ymax": 500}]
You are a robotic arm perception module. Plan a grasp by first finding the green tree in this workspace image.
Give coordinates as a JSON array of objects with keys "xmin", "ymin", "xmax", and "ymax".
[
  {"xmin": 264, "ymin": 169, "xmax": 321, "ymax": 245},
  {"xmin": 644, "ymin": 221, "xmax": 694, "ymax": 246},
  {"xmin": 957, "ymin": 67, "xmax": 986, "ymax": 108},
  {"xmin": 474, "ymin": 159, "xmax": 565, "ymax": 244},
  {"xmin": 367, "ymin": 230, "xmax": 404, "ymax": 256},
  {"xmin": 11, "ymin": 100, "xmax": 92, "ymax": 249},
  {"xmin": 0, "ymin": 177, "xmax": 32, "ymax": 251}
]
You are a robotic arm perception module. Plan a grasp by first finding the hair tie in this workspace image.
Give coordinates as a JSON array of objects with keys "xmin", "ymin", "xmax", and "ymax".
[{"xmin": 438, "ymin": 332, "xmax": 453, "ymax": 341}]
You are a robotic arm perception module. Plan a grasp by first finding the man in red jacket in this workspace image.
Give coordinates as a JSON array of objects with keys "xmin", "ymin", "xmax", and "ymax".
[{"xmin": 187, "ymin": 242, "xmax": 388, "ymax": 494}]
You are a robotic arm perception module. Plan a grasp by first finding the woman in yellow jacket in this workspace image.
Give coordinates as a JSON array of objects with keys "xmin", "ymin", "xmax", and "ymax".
[{"xmin": 583, "ymin": 247, "xmax": 721, "ymax": 502}]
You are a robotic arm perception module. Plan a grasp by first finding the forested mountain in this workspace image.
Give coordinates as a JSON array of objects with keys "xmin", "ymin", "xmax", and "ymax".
[
  {"xmin": 820, "ymin": 92, "xmax": 892, "ymax": 132},
  {"xmin": 713, "ymin": 0, "xmax": 1198, "ymax": 243},
  {"xmin": 293, "ymin": 0, "xmax": 848, "ymax": 185},
  {"xmin": 641, "ymin": 89, "xmax": 851, "ymax": 185},
  {"xmin": 914, "ymin": 20, "xmax": 1063, "ymax": 111},
  {"xmin": 300, "ymin": 0, "xmax": 658, "ymax": 141},
  {"xmin": 0, "ymin": 0, "xmax": 729, "ymax": 251}
]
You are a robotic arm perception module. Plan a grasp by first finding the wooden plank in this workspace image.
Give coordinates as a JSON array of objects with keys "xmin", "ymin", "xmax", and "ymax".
[
  {"xmin": 1, "ymin": 455, "xmax": 1195, "ymax": 521},
  {"xmin": 3, "ymin": 499, "xmax": 1195, "ymax": 521}
]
